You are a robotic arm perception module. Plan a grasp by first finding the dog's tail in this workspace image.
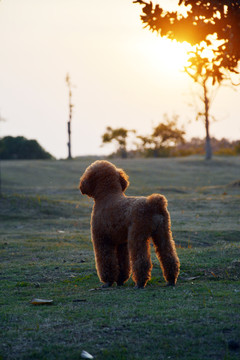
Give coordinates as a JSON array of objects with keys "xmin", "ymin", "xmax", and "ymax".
[
  {"xmin": 147, "ymin": 194, "xmax": 180, "ymax": 285},
  {"xmin": 146, "ymin": 193, "xmax": 168, "ymax": 214}
]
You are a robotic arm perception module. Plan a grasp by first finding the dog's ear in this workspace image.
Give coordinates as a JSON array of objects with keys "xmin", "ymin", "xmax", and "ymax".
[
  {"xmin": 79, "ymin": 176, "xmax": 93, "ymax": 197},
  {"xmin": 118, "ymin": 169, "xmax": 129, "ymax": 192}
]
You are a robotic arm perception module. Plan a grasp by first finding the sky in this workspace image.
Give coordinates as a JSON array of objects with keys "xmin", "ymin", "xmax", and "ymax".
[{"xmin": 0, "ymin": 0, "xmax": 239, "ymax": 159}]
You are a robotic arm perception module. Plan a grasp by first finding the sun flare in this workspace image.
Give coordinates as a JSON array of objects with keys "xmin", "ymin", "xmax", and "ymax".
[
  {"xmin": 159, "ymin": 38, "xmax": 192, "ymax": 69},
  {"xmin": 137, "ymin": 36, "xmax": 193, "ymax": 73}
]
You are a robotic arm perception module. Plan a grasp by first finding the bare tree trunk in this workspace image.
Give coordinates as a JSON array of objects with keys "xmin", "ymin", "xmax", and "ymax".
[
  {"xmin": 67, "ymin": 120, "xmax": 72, "ymax": 159},
  {"xmin": 66, "ymin": 74, "xmax": 73, "ymax": 160},
  {"xmin": 120, "ymin": 147, "xmax": 127, "ymax": 159},
  {"xmin": 0, "ymin": 160, "xmax": 2, "ymax": 198},
  {"xmin": 153, "ymin": 148, "xmax": 158, "ymax": 158},
  {"xmin": 203, "ymin": 81, "xmax": 212, "ymax": 160}
]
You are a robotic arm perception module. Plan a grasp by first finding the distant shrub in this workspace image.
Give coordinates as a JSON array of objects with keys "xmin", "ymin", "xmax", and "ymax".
[
  {"xmin": 234, "ymin": 141, "xmax": 240, "ymax": 155},
  {"xmin": 144, "ymin": 146, "xmax": 172, "ymax": 158},
  {"xmin": 0, "ymin": 136, "xmax": 54, "ymax": 160},
  {"xmin": 108, "ymin": 137, "xmax": 240, "ymax": 159},
  {"xmin": 168, "ymin": 137, "xmax": 240, "ymax": 158},
  {"xmin": 215, "ymin": 148, "xmax": 236, "ymax": 156}
]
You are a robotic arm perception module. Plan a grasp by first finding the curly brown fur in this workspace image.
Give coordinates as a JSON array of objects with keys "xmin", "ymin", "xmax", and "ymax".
[{"xmin": 79, "ymin": 160, "xmax": 180, "ymax": 288}]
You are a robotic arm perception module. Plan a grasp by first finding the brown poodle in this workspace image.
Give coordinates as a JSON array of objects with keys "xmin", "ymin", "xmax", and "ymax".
[{"xmin": 79, "ymin": 160, "xmax": 180, "ymax": 288}]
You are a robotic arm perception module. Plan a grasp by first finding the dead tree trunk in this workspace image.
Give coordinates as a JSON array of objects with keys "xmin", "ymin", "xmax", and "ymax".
[
  {"xmin": 66, "ymin": 74, "xmax": 73, "ymax": 160},
  {"xmin": 203, "ymin": 80, "xmax": 212, "ymax": 160},
  {"xmin": 0, "ymin": 160, "xmax": 2, "ymax": 198},
  {"xmin": 67, "ymin": 112, "xmax": 72, "ymax": 160}
]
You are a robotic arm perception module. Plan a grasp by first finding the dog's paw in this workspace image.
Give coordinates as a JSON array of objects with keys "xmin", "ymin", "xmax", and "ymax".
[
  {"xmin": 134, "ymin": 284, "xmax": 145, "ymax": 289},
  {"xmin": 101, "ymin": 282, "xmax": 113, "ymax": 288}
]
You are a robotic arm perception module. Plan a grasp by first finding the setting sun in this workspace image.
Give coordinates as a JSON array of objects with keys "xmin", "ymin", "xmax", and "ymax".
[{"xmin": 136, "ymin": 35, "xmax": 192, "ymax": 73}]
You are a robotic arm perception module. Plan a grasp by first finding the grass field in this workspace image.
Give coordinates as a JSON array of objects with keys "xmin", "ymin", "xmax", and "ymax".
[{"xmin": 0, "ymin": 156, "xmax": 240, "ymax": 360}]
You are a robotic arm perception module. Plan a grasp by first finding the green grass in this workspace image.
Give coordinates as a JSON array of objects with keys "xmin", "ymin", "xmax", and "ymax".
[{"xmin": 0, "ymin": 156, "xmax": 240, "ymax": 359}]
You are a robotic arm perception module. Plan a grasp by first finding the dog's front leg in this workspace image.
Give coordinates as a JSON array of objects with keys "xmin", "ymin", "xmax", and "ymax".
[
  {"xmin": 116, "ymin": 243, "xmax": 131, "ymax": 286},
  {"xmin": 128, "ymin": 226, "xmax": 152, "ymax": 288},
  {"xmin": 92, "ymin": 236, "xmax": 119, "ymax": 287}
]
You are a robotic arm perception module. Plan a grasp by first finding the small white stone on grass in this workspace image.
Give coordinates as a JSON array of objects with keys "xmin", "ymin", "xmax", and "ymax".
[{"xmin": 81, "ymin": 350, "xmax": 94, "ymax": 359}]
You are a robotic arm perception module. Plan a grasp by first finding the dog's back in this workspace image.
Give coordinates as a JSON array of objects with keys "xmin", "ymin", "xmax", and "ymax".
[{"xmin": 92, "ymin": 193, "xmax": 167, "ymax": 244}]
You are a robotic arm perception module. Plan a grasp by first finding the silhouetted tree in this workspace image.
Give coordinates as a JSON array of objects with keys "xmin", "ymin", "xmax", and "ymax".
[
  {"xmin": 134, "ymin": 0, "xmax": 240, "ymax": 73},
  {"xmin": 65, "ymin": 73, "xmax": 74, "ymax": 159},
  {"xmin": 137, "ymin": 114, "xmax": 185, "ymax": 157},
  {"xmin": 0, "ymin": 113, "xmax": 6, "ymax": 197},
  {"xmin": 102, "ymin": 127, "xmax": 135, "ymax": 158},
  {"xmin": 134, "ymin": 0, "xmax": 240, "ymax": 159},
  {"xmin": 0, "ymin": 136, "xmax": 53, "ymax": 160},
  {"xmin": 184, "ymin": 46, "xmax": 217, "ymax": 159}
]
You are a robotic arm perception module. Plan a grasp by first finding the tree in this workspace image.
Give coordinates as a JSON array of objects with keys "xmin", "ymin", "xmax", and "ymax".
[
  {"xmin": 65, "ymin": 73, "xmax": 74, "ymax": 160},
  {"xmin": 134, "ymin": 0, "xmax": 240, "ymax": 159},
  {"xmin": 134, "ymin": 0, "xmax": 240, "ymax": 74},
  {"xmin": 137, "ymin": 114, "xmax": 185, "ymax": 157},
  {"xmin": 185, "ymin": 46, "xmax": 217, "ymax": 159},
  {"xmin": 0, "ymin": 136, "xmax": 53, "ymax": 160},
  {"xmin": 102, "ymin": 127, "xmax": 135, "ymax": 158},
  {"xmin": 0, "ymin": 113, "xmax": 6, "ymax": 197}
]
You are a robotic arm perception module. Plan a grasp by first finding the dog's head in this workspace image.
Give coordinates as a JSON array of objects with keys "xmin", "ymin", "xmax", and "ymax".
[{"xmin": 79, "ymin": 160, "xmax": 129, "ymax": 198}]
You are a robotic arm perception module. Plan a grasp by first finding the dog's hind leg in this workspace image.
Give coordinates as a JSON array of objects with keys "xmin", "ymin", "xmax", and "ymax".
[
  {"xmin": 128, "ymin": 226, "xmax": 152, "ymax": 288},
  {"xmin": 116, "ymin": 243, "xmax": 131, "ymax": 286},
  {"xmin": 151, "ymin": 211, "xmax": 180, "ymax": 285},
  {"xmin": 93, "ymin": 238, "xmax": 119, "ymax": 287}
]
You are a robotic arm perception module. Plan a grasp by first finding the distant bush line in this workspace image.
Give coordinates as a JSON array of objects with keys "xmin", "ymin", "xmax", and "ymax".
[
  {"xmin": 0, "ymin": 136, "xmax": 54, "ymax": 160},
  {"xmin": 110, "ymin": 137, "xmax": 240, "ymax": 159},
  {"xmin": 101, "ymin": 119, "xmax": 240, "ymax": 159},
  {"xmin": 1, "ymin": 135, "xmax": 239, "ymax": 160}
]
